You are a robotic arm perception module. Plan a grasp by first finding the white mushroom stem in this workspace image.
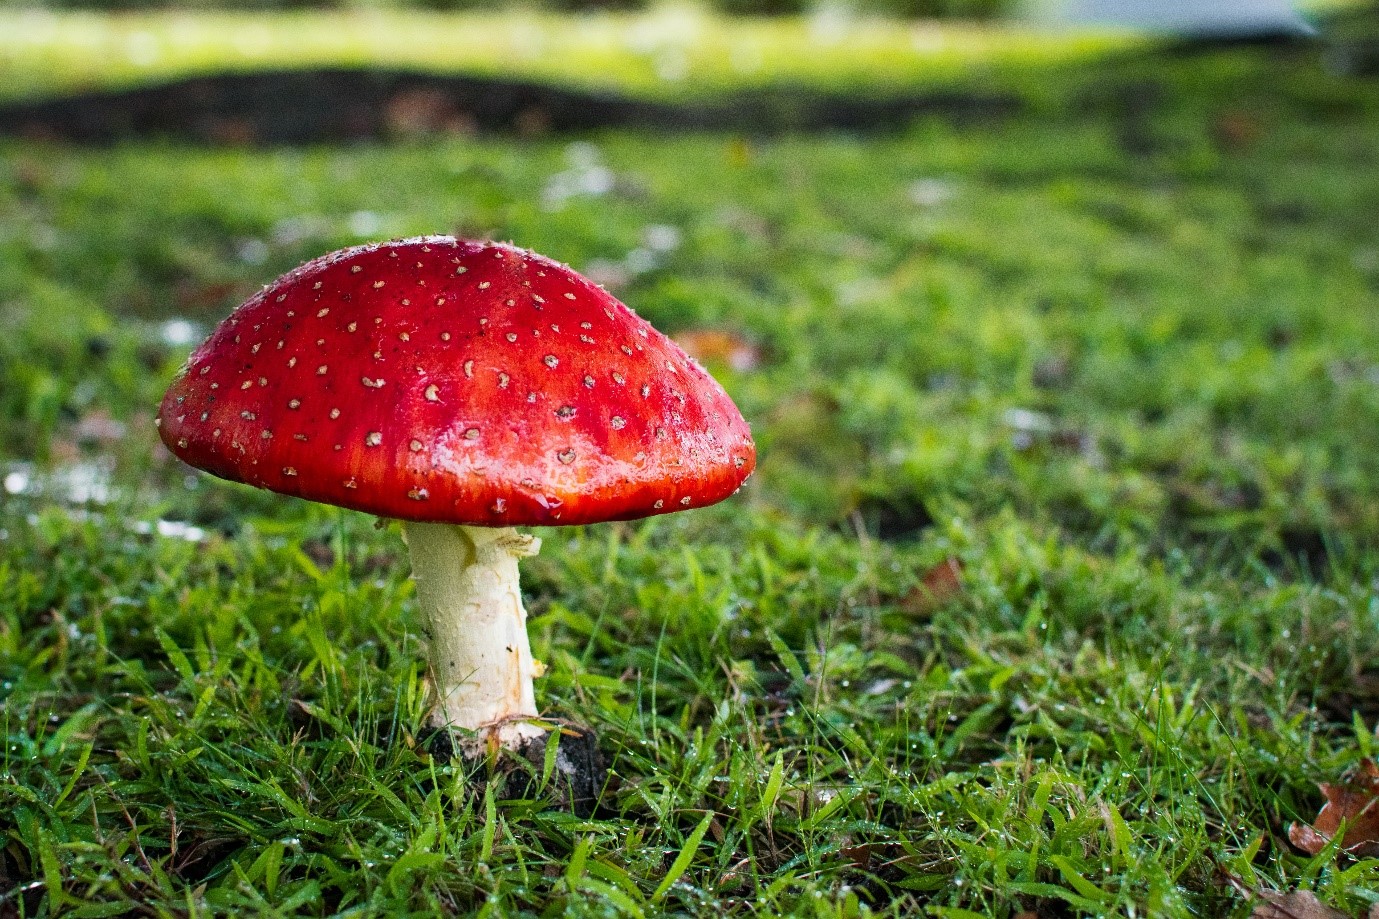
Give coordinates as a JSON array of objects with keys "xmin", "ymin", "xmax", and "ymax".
[{"xmin": 401, "ymin": 521, "xmax": 546, "ymax": 751}]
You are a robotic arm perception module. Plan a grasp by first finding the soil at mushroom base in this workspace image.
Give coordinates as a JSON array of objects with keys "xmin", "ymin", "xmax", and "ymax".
[{"xmin": 155, "ymin": 236, "xmax": 756, "ymax": 785}]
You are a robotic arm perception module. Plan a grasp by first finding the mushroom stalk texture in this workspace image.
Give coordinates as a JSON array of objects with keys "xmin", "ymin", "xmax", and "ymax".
[{"xmin": 402, "ymin": 521, "xmax": 545, "ymax": 749}]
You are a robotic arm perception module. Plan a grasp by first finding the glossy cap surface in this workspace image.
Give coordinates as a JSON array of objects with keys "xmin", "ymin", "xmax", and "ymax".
[{"xmin": 157, "ymin": 237, "xmax": 756, "ymax": 525}]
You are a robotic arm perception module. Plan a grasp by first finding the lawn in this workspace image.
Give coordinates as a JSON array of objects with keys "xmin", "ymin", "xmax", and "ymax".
[
  {"xmin": 0, "ymin": 8, "xmax": 1133, "ymax": 106},
  {"xmin": 4, "ymin": 9, "xmax": 1379, "ymax": 917}
]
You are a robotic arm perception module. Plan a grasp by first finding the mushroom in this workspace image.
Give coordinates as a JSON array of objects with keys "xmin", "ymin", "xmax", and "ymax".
[{"xmin": 156, "ymin": 236, "xmax": 755, "ymax": 759}]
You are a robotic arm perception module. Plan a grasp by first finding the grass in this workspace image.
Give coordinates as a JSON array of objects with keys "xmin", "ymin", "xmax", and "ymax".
[
  {"xmin": 0, "ymin": 7, "xmax": 1136, "ymax": 105},
  {"xmin": 5, "ymin": 9, "xmax": 1379, "ymax": 917}
]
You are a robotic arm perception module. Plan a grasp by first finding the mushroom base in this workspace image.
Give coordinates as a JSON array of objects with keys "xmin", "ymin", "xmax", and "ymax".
[
  {"xmin": 424, "ymin": 721, "xmax": 604, "ymax": 817},
  {"xmin": 401, "ymin": 521, "xmax": 546, "ymax": 752}
]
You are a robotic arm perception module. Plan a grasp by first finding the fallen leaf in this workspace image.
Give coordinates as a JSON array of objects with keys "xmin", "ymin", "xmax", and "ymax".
[
  {"xmin": 673, "ymin": 329, "xmax": 761, "ymax": 373},
  {"xmin": 1213, "ymin": 109, "xmax": 1264, "ymax": 151},
  {"xmin": 383, "ymin": 87, "xmax": 473, "ymax": 138},
  {"xmin": 839, "ymin": 842, "xmax": 871, "ymax": 869},
  {"xmin": 901, "ymin": 557, "xmax": 964, "ymax": 615},
  {"xmin": 1288, "ymin": 758, "xmax": 1379, "ymax": 858},
  {"xmin": 1251, "ymin": 890, "xmax": 1347, "ymax": 919}
]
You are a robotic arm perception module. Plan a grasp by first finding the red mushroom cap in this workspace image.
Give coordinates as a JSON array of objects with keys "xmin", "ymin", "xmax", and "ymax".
[{"xmin": 156, "ymin": 237, "xmax": 756, "ymax": 526}]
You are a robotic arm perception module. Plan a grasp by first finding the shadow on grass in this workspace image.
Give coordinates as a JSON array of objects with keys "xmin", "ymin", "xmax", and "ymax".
[{"xmin": 0, "ymin": 68, "xmax": 1022, "ymax": 144}]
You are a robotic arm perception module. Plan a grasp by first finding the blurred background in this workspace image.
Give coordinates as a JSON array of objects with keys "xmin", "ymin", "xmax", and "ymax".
[{"xmin": 2, "ymin": 0, "xmax": 1376, "ymax": 551}]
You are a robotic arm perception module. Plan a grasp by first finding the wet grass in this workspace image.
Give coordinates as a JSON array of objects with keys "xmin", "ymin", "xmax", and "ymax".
[{"xmin": 5, "ymin": 13, "xmax": 1379, "ymax": 918}]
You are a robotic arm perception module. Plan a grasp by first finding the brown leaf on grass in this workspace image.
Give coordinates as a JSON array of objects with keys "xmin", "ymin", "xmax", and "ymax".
[
  {"xmin": 1288, "ymin": 758, "xmax": 1379, "ymax": 858},
  {"xmin": 672, "ymin": 329, "xmax": 761, "ymax": 372},
  {"xmin": 839, "ymin": 842, "xmax": 872, "ymax": 869},
  {"xmin": 1213, "ymin": 110, "xmax": 1264, "ymax": 151},
  {"xmin": 1251, "ymin": 890, "xmax": 1347, "ymax": 919},
  {"xmin": 900, "ymin": 557, "xmax": 964, "ymax": 616}
]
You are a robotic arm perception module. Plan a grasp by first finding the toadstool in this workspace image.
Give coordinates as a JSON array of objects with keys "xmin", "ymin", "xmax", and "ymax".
[{"xmin": 156, "ymin": 236, "xmax": 755, "ymax": 761}]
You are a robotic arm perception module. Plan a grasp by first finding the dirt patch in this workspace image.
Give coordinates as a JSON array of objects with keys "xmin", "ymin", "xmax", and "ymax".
[{"xmin": 0, "ymin": 68, "xmax": 1020, "ymax": 144}]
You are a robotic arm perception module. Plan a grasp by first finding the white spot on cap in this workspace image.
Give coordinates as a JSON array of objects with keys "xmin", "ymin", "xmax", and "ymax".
[
  {"xmin": 365, "ymin": 431, "xmax": 382, "ymax": 446},
  {"xmin": 283, "ymin": 467, "xmax": 297, "ymax": 476},
  {"xmin": 410, "ymin": 439, "xmax": 423, "ymax": 452},
  {"xmin": 408, "ymin": 488, "xmax": 428, "ymax": 500},
  {"xmin": 362, "ymin": 377, "xmax": 385, "ymax": 388},
  {"xmin": 330, "ymin": 408, "xmax": 341, "ymax": 419},
  {"xmin": 506, "ymin": 333, "xmax": 518, "ymax": 343},
  {"xmin": 680, "ymin": 496, "xmax": 691, "ymax": 505},
  {"xmin": 425, "ymin": 385, "xmax": 440, "ymax": 401},
  {"xmin": 544, "ymin": 355, "xmax": 558, "ymax": 368},
  {"xmin": 611, "ymin": 416, "xmax": 625, "ymax": 429},
  {"xmin": 373, "ymin": 281, "xmax": 385, "ymax": 289},
  {"xmin": 463, "ymin": 427, "xmax": 480, "ymax": 440},
  {"xmin": 478, "ymin": 281, "xmax": 491, "ymax": 289},
  {"xmin": 557, "ymin": 449, "xmax": 575, "ymax": 464},
  {"xmin": 288, "ymin": 399, "xmax": 300, "ymax": 409},
  {"xmin": 654, "ymin": 499, "xmax": 664, "ymax": 509},
  {"xmin": 464, "ymin": 360, "xmax": 473, "ymax": 378},
  {"xmin": 317, "ymin": 365, "xmax": 328, "ymax": 375},
  {"xmin": 317, "ymin": 308, "xmax": 329, "ymax": 318}
]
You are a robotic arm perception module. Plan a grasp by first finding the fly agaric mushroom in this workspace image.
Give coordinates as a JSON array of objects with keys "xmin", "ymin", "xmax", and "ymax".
[{"xmin": 156, "ymin": 236, "xmax": 755, "ymax": 758}]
